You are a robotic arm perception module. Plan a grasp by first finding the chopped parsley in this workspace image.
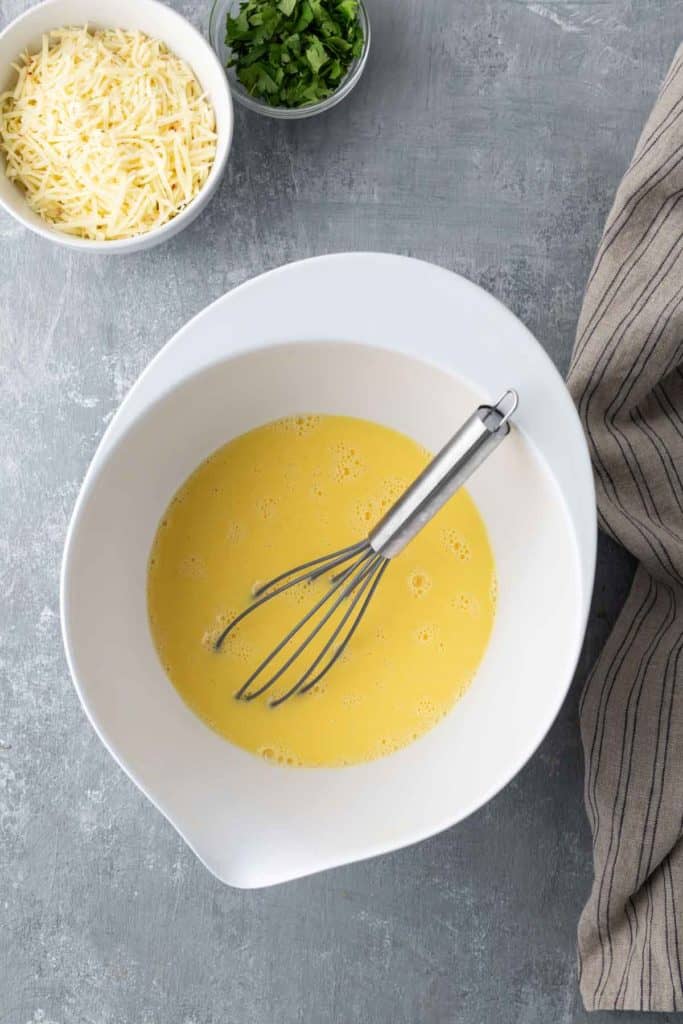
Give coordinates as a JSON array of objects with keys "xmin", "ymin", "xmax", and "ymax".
[{"xmin": 226, "ymin": 0, "xmax": 365, "ymax": 109}]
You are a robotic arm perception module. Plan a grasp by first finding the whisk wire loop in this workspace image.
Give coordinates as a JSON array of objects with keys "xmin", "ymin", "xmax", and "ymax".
[
  {"xmin": 213, "ymin": 539, "xmax": 370, "ymax": 652},
  {"xmin": 294, "ymin": 557, "xmax": 389, "ymax": 700},
  {"xmin": 238, "ymin": 551, "xmax": 383, "ymax": 703},
  {"xmin": 268, "ymin": 554, "xmax": 387, "ymax": 707},
  {"xmin": 232, "ymin": 545, "xmax": 377, "ymax": 701}
]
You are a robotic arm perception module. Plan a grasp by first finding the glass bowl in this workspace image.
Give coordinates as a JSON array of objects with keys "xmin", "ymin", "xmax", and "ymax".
[{"xmin": 208, "ymin": 0, "xmax": 370, "ymax": 119}]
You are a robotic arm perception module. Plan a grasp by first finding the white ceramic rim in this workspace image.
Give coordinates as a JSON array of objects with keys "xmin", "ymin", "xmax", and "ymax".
[
  {"xmin": 60, "ymin": 253, "xmax": 597, "ymax": 886},
  {"xmin": 0, "ymin": 0, "xmax": 234, "ymax": 252}
]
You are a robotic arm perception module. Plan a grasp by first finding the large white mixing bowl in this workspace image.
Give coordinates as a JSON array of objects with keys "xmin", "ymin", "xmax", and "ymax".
[{"xmin": 61, "ymin": 254, "xmax": 596, "ymax": 887}]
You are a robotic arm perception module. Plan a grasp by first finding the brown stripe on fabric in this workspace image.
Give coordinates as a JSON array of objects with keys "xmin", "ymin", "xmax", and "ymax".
[
  {"xmin": 655, "ymin": 382, "xmax": 683, "ymax": 439},
  {"xmin": 604, "ymin": 274, "xmax": 683, "ymax": 417},
  {"xmin": 642, "ymin": 641, "xmax": 683, "ymax": 1007},
  {"xmin": 568, "ymin": 42, "xmax": 683, "ymax": 1013},
  {"xmin": 581, "ymin": 153, "xmax": 683, "ymax": 312},
  {"xmin": 591, "ymin": 582, "xmax": 676, "ymax": 1006},
  {"xmin": 596, "ymin": 267, "xmax": 683, "ymax": 540},
  {"xmin": 581, "ymin": 576, "xmax": 657, "ymax": 843},
  {"xmin": 616, "ymin": 895, "xmax": 638, "ymax": 1009},
  {"xmin": 579, "ymin": 312, "xmax": 682, "ymax": 584},
  {"xmin": 581, "ymin": 53, "xmax": 683, "ymax": 308},
  {"xmin": 603, "ymin": 589, "xmax": 678, "ymax": 1007},
  {"xmin": 579, "ymin": 572, "xmax": 655, "ymax": 801},
  {"xmin": 631, "ymin": 98, "xmax": 683, "ymax": 171},
  {"xmin": 630, "ymin": 408, "xmax": 683, "ymax": 521},
  {"xmin": 665, "ymin": 855, "xmax": 683, "ymax": 1002},
  {"xmin": 577, "ymin": 577, "xmax": 683, "ymax": 1011},
  {"xmin": 574, "ymin": 211, "xmax": 683, "ymax": 580},
  {"xmin": 628, "ymin": 54, "xmax": 683, "ymax": 165},
  {"xmin": 661, "ymin": 867, "xmax": 677, "ymax": 1009},
  {"xmin": 576, "ymin": 185, "xmax": 683, "ymax": 363},
  {"xmin": 578, "ymin": 574, "xmax": 657, "ymax": 977},
  {"xmin": 640, "ymin": 628, "xmax": 681, "ymax": 882}
]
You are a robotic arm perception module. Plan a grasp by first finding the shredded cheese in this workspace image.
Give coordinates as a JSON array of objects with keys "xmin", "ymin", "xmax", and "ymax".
[{"xmin": 0, "ymin": 27, "xmax": 218, "ymax": 241}]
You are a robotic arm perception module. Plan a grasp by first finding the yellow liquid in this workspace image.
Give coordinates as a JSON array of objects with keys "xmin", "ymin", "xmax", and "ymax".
[{"xmin": 148, "ymin": 414, "xmax": 496, "ymax": 767}]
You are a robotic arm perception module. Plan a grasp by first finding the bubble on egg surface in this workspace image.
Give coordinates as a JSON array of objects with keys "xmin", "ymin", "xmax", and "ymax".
[
  {"xmin": 177, "ymin": 554, "xmax": 207, "ymax": 580},
  {"xmin": 373, "ymin": 476, "xmax": 409, "ymax": 514},
  {"xmin": 256, "ymin": 496, "xmax": 277, "ymax": 520},
  {"xmin": 376, "ymin": 736, "xmax": 401, "ymax": 757},
  {"xmin": 353, "ymin": 497, "xmax": 378, "ymax": 530},
  {"xmin": 332, "ymin": 441, "xmax": 364, "ymax": 483},
  {"xmin": 415, "ymin": 697, "xmax": 443, "ymax": 723},
  {"xmin": 295, "ymin": 414, "xmax": 321, "ymax": 436},
  {"xmin": 416, "ymin": 624, "xmax": 435, "ymax": 644},
  {"xmin": 204, "ymin": 628, "xmax": 252, "ymax": 663},
  {"xmin": 218, "ymin": 608, "xmax": 239, "ymax": 629},
  {"xmin": 451, "ymin": 592, "xmax": 480, "ymax": 617},
  {"xmin": 283, "ymin": 578, "xmax": 316, "ymax": 606},
  {"xmin": 310, "ymin": 476, "xmax": 325, "ymax": 500},
  {"xmin": 225, "ymin": 520, "xmax": 243, "ymax": 544},
  {"xmin": 382, "ymin": 476, "xmax": 408, "ymax": 501},
  {"xmin": 441, "ymin": 527, "xmax": 471, "ymax": 562},
  {"xmin": 201, "ymin": 607, "xmax": 241, "ymax": 651},
  {"xmin": 221, "ymin": 633, "xmax": 253, "ymax": 663},
  {"xmin": 407, "ymin": 569, "xmax": 432, "ymax": 598},
  {"xmin": 258, "ymin": 745, "xmax": 302, "ymax": 767},
  {"xmin": 271, "ymin": 414, "xmax": 322, "ymax": 437}
]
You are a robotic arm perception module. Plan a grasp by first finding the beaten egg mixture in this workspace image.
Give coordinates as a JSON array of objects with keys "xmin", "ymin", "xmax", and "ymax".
[{"xmin": 148, "ymin": 414, "xmax": 496, "ymax": 767}]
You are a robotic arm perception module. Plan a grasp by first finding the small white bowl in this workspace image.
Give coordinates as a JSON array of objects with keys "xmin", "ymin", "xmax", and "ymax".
[
  {"xmin": 0, "ymin": 0, "xmax": 234, "ymax": 253},
  {"xmin": 61, "ymin": 254, "xmax": 596, "ymax": 888}
]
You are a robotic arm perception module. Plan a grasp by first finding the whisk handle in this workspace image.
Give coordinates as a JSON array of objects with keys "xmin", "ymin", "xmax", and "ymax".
[{"xmin": 368, "ymin": 390, "xmax": 518, "ymax": 559}]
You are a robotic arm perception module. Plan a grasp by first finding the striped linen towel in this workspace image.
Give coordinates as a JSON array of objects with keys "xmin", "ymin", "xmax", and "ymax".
[{"xmin": 567, "ymin": 46, "xmax": 683, "ymax": 1012}]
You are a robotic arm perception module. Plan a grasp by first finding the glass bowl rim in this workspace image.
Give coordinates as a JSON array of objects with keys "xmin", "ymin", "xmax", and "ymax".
[{"xmin": 207, "ymin": 0, "xmax": 371, "ymax": 119}]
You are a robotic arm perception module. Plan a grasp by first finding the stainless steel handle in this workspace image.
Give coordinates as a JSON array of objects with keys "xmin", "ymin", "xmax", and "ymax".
[{"xmin": 368, "ymin": 390, "xmax": 518, "ymax": 559}]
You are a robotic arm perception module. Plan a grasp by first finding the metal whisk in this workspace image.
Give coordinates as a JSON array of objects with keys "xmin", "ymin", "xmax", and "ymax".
[{"xmin": 214, "ymin": 390, "xmax": 518, "ymax": 706}]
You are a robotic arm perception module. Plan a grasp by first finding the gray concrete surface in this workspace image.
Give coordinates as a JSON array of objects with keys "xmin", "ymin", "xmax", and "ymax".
[{"xmin": 0, "ymin": 1, "xmax": 679, "ymax": 1021}]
